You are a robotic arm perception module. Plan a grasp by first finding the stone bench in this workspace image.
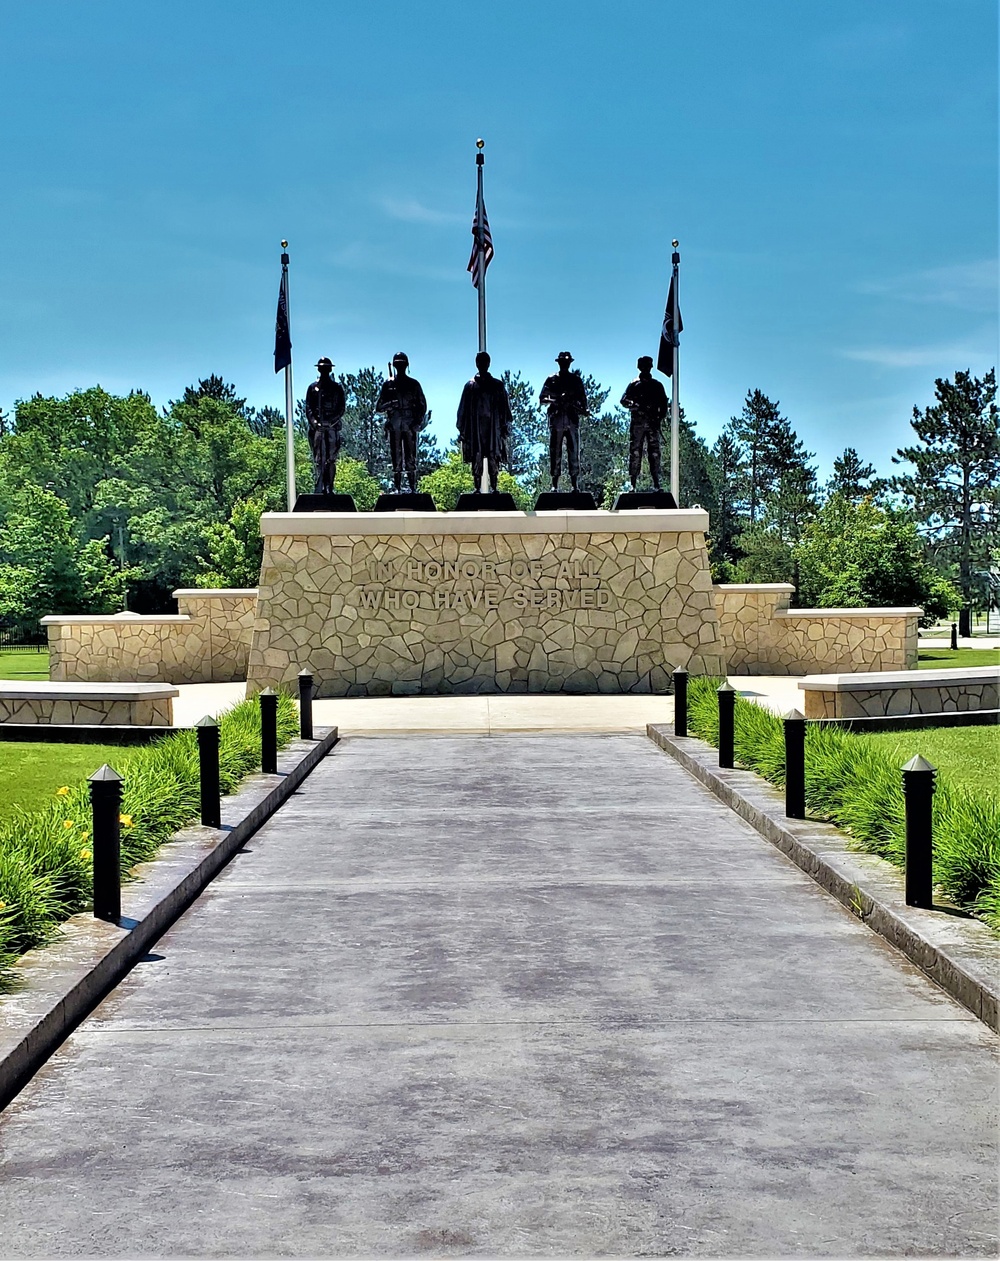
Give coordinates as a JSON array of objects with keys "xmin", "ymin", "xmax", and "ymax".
[
  {"xmin": 798, "ymin": 667, "xmax": 999, "ymax": 720},
  {"xmin": 0, "ymin": 683, "xmax": 179, "ymax": 727}
]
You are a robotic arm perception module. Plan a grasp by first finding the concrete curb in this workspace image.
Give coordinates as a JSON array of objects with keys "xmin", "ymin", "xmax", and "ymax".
[
  {"xmin": 0, "ymin": 726, "xmax": 339, "ymax": 1109},
  {"xmin": 646, "ymin": 723, "xmax": 999, "ymax": 1033}
]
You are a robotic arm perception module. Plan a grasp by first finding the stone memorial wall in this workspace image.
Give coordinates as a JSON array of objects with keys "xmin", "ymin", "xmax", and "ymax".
[{"xmin": 246, "ymin": 510, "xmax": 726, "ymax": 696}]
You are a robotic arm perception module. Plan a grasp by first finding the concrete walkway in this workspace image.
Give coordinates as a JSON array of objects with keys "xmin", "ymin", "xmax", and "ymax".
[
  {"xmin": 0, "ymin": 734, "xmax": 996, "ymax": 1257},
  {"xmin": 172, "ymin": 677, "xmax": 807, "ymax": 732}
]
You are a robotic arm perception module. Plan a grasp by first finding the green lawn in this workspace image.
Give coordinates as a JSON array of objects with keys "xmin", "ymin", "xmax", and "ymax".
[
  {"xmin": 0, "ymin": 742, "xmax": 127, "ymax": 820},
  {"xmin": 0, "ymin": 649, "xmax": 50, "ymax": 681},
  {"xmin": 918, "ymin": 647, "xmax": 999, "ymax": 669},
  {"xmin": 858, "ymin": 725, "xmax": 998, "ymax": 797}
]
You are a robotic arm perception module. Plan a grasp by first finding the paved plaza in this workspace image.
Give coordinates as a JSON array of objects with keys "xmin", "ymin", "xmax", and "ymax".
[{"xmin": 0, "ymin": 734, "xmax": 996, "ymax": 1256}]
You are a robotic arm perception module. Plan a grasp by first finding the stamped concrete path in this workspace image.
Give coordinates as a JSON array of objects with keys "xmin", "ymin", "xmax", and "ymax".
[{"xmin": 0, "ymin": 734, "xmax": 997, "ymax": 1258}]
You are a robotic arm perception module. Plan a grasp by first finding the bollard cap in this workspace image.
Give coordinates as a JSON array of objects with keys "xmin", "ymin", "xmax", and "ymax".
[
  {"xmin": 88, "ymin": 764, "xmax": 122, "ymax": 783},
  {"xmin": 260, "ymin": 687, "xmax": 277, "ymax": 697},
  {"xmin": 297, "ymin": 669, "xmax": 313, "ymax": 679},
  {"xmin": 717, "ymin": 681, "xmax": 735, "ymax": 693},
  {"xmin": 902, "ymin": 754, "xmax": 936, "ymax": 774},
  {"xmin": 194, "ymin": 714, "xmax": 218, "ymax": 728},
  {"xmin": 672, "ymin": 668, "xmax": 688, "ymax": 677},
  {"xmin": 782, "ymin": 708, "xmax": 806, "ymax": 722}
]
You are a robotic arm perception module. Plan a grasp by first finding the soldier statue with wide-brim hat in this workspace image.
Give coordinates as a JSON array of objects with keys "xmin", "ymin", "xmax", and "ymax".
[
  {"xmin": 305, "ymin": 357, "xmax": 346, "ymax": 495},
  {"xmin": 375, "ymin": 352, "xmax": 428, "ymax": 493},
  {"xmin": 539, "ymin": 351, "xmax": 589, "ymax": 493}
]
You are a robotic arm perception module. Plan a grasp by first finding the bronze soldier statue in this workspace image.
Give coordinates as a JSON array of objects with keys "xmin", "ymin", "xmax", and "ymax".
[
  {"xmin": 456, "ymin": 351, "xmax": 512, "ymax": 492},
  {"xmin": 620, "ymin": 355, "xmax": 669, "ymax": 491},
  {"xmin": 305, "ymin": 357, "xmax": 346, "ymax": 495},
  {"xmin": 539, "ymin": 351, "xmax": 588, "ymax": 492},
  {"xmin": 375, "ymin": 352, "xmax": 427, "ymax": 492}
]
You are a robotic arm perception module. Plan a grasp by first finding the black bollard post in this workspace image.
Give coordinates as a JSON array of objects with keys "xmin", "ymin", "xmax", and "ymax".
[
  {"xmin": 902, "ymin": 754, "xmax": 936, "ymax": 908},
  {"xmin": 950, "ymin": 622, "xmax": 958, "ymax": 651},
  {"xmin": 195, "ymin": 715, "xmax": 221, "ymax": 829},
  {"xmin": 89, "ymin": 764, "xmax": 123, "ymax": 923},
  {"xmin": 260, "ymin": 687, "xmax": 278, "ymax": 775},
  {"xmin": 298, "ymin": 670, "xmax": 314, "ymax": 741},
  {"xmin": 717, "ymin": 682, "xmax": 736, "ymax": 769},
  {"xmin": 783, "ymin": 709, "xmax": 807, "ymax": 819},
  {"xmin": 673, "ymin": 669, "xmax": 688, "ymax": 738}
]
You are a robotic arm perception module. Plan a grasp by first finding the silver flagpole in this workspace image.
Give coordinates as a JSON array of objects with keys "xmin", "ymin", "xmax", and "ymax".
[
  {"xmin": 476, "ymin": 138, "xmax": 487, "ymax": 352},
  {"xmin": 669, "ymin": 240, "xmax": 680, "ymax": 504},
  {"xmin": 281, "ymin": 242, "xmax": 296, "ymax": 510}
]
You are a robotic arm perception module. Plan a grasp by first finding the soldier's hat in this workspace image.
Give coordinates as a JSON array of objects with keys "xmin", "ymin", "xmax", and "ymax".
[
  {"xmin": 637, "ymin": 355, "xmax": 654, "ymax": 370},
  {"xmin": 556, "ymin": 351, "xmax": 574, "ymax": 363},
  {"xmin": 315, "ymin": 357, "xmax": 334, "ymax": 368},
  {"xmin": 392, "ymin": 351, "xmax": 409, "ymax": 365}
]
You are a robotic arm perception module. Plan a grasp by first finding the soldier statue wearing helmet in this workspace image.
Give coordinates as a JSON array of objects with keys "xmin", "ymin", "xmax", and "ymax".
[
  {"xmin": 620, "ymin": 355, "xmax": 669, "ymax": 491},
  {"xmin": 304, "ymin": 357, "xmax": 346, "ymax": 495},
  {"xmin": 539, "ymin": 351, "xmax": 589, "ymax": 493},
  {"xmin": 375, "ymin": 352, "xmax": 428, "ymax": 493}
]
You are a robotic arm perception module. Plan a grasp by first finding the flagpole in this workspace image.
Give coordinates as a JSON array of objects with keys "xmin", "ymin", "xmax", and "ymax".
[
  {"xmin": 281, "ymin": 242, "xmax": 296, "ymax": 510},
  {"xmin": 669, "ymin": 240, "xmax": 680, "ymax": 504},
  {"xmin": 476, "ymin": 138, "xmax": 487, "ymax": 352}
]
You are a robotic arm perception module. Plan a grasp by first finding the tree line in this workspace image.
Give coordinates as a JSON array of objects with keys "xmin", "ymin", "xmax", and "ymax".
[{"xmin": 0, "ymin": 367, "xmax": 994, "ymax": 631}]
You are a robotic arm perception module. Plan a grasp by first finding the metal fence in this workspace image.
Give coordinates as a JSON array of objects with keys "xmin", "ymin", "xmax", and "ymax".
[{"xmin": 0, "ymin": 622, "xmax": 47, "ymax": 650}]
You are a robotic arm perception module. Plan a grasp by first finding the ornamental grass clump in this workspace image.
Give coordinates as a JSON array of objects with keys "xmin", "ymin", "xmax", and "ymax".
[
  {"xmin": 684, "ymin": 676, "xmax": 1000, "ymax": 933},
  {"xmin": 0, "ymin": 692, "xmax": 298, "ymax": 986}
]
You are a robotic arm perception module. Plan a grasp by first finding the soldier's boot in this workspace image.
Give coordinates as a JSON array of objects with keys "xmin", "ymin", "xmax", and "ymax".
[
  {"xmin": 552, "ymin": 475, "xmax": 560, "ymax": 491},
  {"xmin": 393, "ymin": 471, "xmax": 403, "ymax": 492}
]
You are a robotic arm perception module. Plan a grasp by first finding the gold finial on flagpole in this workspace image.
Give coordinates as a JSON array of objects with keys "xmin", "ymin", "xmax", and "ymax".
[
  {"xmin": 281, "ymin": 239, "xmax": 288, "ymax": 249},
  {"xmin": 672, "ymin": 239, "xmax": 679, "ymax": 248},
  {"xmin": 476, "ymin": 137, "xmax": 484, "ymax": 150}
]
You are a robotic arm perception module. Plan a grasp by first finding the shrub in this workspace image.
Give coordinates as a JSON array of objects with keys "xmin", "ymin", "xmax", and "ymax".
[
  {"xmin": 0, "ymin": 692, "xmax": 298, "ymax": 986},
  {"xmin": 686, "ymin": 676, "xmax": 1000, "ymax": 932}
]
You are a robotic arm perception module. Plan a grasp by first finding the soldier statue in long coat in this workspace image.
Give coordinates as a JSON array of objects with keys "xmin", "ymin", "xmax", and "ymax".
[
  {"xmin": 620, "ymin": 355, "xmax": 669, "ymax": 491},
  {"xmin": 456, "ymin": 351, "xmax": 512, "ymax": 492},
  {"xmin": 375, "ymin": 352, "xmax": 427, "ymax": 492},
  {"xmin": 305, "ymin": 357, "xmax": 346, "ymax": 495}
]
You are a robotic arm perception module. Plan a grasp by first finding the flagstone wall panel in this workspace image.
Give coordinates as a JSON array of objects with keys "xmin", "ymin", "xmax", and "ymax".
[{"xmin": 246, "ymin": 511, "xmax": 726, "ymax": 696}]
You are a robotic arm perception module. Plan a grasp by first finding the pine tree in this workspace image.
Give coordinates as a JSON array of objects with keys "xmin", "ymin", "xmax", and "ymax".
[
  {"xmin": 890, "ymin": 369, "xmax": 999, "ymax": 636},
  {"xmin": 708, "ymin": 430, "xmax": 746, "ymax": 563},
  {"xmin": 729, "ymin": 389, "xmax": 784, "ymax": 526},
  {"xmin": 827, "ymin": 447, "xmax": 877, "ymax": 502}
]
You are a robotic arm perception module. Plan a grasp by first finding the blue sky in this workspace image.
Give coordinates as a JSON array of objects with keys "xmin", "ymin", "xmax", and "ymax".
[{"xmin": 1, "ymin": 0, "xmax": 996, "ymax": 479}]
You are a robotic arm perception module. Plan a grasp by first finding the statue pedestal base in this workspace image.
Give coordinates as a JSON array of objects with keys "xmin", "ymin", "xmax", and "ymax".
[
  {"xmin": 293, "ymin": 493, "xmax": 357, "ymax": 512},
  {"xmin": 534, "ymin": 490, "xmax": 598, "ymax": 512},
  {"xmin": 454, "ymin": 492, "xmax": 520, "ymax": 512},
  {"xmin": 247, "ymin": 507, "xmax": 726, "ymax": 697},
  {"xmin": 613, "ymin": 490, "xmax": 678, "ymax": 511},
  {"xmin": 374, "ymin": 493, "xmax": 438, "ymax": 512}
]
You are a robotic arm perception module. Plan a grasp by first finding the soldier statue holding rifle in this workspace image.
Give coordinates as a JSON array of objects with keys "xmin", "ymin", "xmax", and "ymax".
[
  {"xmin": 539, "ymin": 351, "xmax": 588, "ymax": 493},
  {"xmin": 620, "ymin": 355, "xmax": 669, "ymax": 491},
  {"xmin": 375, "ymin": 352, "xmax": 428, "ymax": 493},
  {"xmin": 305, "ymin": 357, "xmax": 346, "ymax": 495}
]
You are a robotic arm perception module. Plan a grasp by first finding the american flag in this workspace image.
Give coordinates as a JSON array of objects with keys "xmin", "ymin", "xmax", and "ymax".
[{"xmin": 467, "ymin": 192, "xmax": 494, "ymax": 288}]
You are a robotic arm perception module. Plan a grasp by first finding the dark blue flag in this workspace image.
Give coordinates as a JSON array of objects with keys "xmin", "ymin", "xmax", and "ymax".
[
  {"xmin": 656, "ymin": 273, "xmax": 682, "ymax": 377},
  {"xmin": 274, "ymin": 269, "xmax": 291, "ymax": 373}
]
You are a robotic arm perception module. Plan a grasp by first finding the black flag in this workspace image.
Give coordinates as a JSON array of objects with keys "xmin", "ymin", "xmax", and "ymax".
[
  {"xmin": 274, "ymin": 268, "xmax": 291, "ymax": 373},
  {"xmin": 656, "ymin": 274, "xmax": 682, "ymax": 376}
]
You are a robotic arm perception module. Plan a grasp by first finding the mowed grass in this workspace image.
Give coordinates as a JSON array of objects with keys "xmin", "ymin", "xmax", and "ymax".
[
  {"xmin": 0, "ymin": 649, "xmax": 50, "ymax": 681},
  {"xmin": 918, "ymin": 647, "xmax": 999, "ymax": 669},
  {"xmin": 858, "ymin": 725, "xmax": 998, "ymax": 797},
  {"xmin": 0, "ymin": 742, "xmax": 128, "ymax": 820}
]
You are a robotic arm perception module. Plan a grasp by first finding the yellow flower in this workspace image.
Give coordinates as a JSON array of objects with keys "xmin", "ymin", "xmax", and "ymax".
[
  {"xmin": 119, "ymin": 814, "xmax": 133, "ymax": 827},
  {"xmin": 63, "ymin": 819, "xmax": 74, "ymax": 830},
  {"xmin": 79, "ymin": 831, "xmax": 89, "ymax": 842},
  {"xmin": 56, "ymin": 786, "xmax": 70, "ymax": 797},
  {"xmin": 79, "ymin": 849, "xmax": 91, "ymax": 862},
  {"xmin": 0, "ymin": 901, "xmax": 6, "ymax": 911}
]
